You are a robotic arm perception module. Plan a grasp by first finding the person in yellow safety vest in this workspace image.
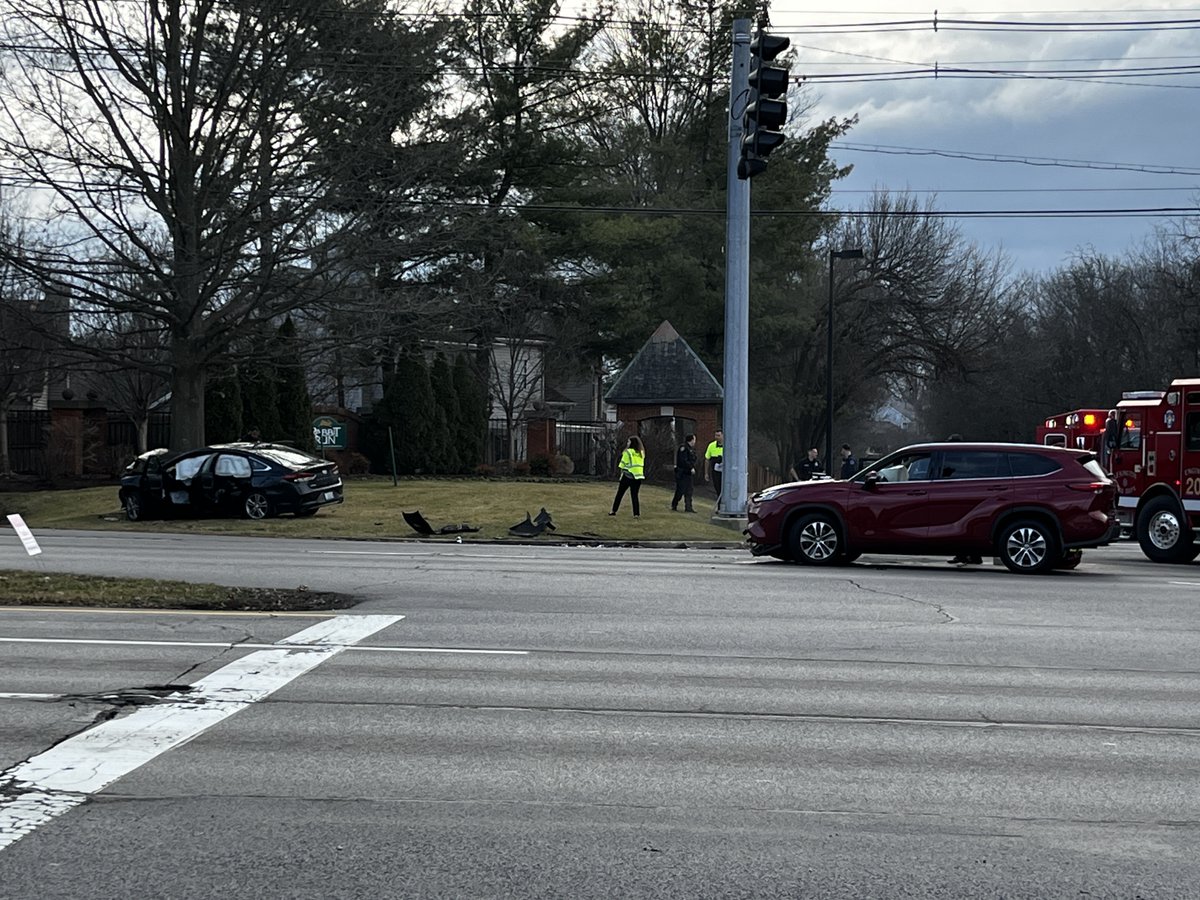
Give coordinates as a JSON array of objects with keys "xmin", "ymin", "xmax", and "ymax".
[
  {"xmin": 704, "ymin": 429, "xmax": 724, "ymax": 498},
  {"xmin": 609, "ymin": 435, "xmax": 646, "ymax": 518}
]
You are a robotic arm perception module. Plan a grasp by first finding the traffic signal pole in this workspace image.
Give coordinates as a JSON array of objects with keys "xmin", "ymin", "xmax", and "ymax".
[{"xmin": 720, "ymin": 18, "xmax": 751, "ymax": 517}]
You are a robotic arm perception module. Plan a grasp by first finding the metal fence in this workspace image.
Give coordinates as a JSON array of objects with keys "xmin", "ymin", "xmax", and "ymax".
[
  {"xmin": 105, "ymin": 411, "xmax": 171, "ymax": 452},
  {"xmin": 3, "ymin": 410, "xmax": 175, "ymax": 477},
  {"xmin": 4, "ymin": 410, "xmax": 49, "ymax": 475},
  {"xmin": 484, "ymin": 419, "xmax": 617, "ymax": 477}
]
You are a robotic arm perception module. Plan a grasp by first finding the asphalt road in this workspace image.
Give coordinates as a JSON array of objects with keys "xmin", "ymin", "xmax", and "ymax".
[{"xmin": 1, "ymin": 530, "xmax": 1198, "ymax": 898}]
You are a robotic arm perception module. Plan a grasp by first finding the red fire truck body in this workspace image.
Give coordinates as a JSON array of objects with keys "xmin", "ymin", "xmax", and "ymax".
[
  {"xmin": 1111, "ymin": 380, "xmax": 1200, "ymax": 563},
  {"xmin": 1035, "ymin": 409, "xmax": 1108, "ymax": 453}
]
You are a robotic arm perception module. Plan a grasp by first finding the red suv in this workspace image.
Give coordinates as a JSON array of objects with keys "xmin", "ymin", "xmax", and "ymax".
[{"xmin": 746, "ymin": 443, "xmax": 1117, "ymax": 574}]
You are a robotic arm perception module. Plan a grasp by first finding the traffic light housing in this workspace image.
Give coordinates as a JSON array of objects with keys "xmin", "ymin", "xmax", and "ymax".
[{"xmin": 738, "ymin": 30, "xmax": 790, "ymax": 179}]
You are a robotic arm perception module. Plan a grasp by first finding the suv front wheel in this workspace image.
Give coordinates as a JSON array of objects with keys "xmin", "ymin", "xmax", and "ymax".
[
  {"xmin": 789, "ymin": 512, "xmax": 843, "ymax": 566},
  {"xmin": 997, "ymin": 519, "xmax": 1058, "ymax": 575}
]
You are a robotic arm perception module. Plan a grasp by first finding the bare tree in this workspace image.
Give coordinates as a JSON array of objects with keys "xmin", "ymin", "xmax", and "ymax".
[
  {"xmin": 756, "ymin": 192, "xmax": 1014, "ymax": 468},
  {"xmin": 0, "ymin": 0, "xmax": 435, "ymax": 449},
  {"xmin": 0, "ymin": 196, "xmax": 51, "ymax": 476}
]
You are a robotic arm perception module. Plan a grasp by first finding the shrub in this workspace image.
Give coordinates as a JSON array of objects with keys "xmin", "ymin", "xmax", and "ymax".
[
  {"xmin": 339, "ymin": 451, "xmax": 372, "ymax": 476},
  {"xmin": 529, "ymin": 454, "xmax": 551, "ymax": 476},
  {"xmin": 550, "ymin": 453, "xmax": 575, "ymax": 476},
  {"xmin": 512, "ymin": 461, "xmax": 530, "ymax": 476},
  {"xmin": 475, "ymin": 463, "xmax": 496, "ymax": 477}
]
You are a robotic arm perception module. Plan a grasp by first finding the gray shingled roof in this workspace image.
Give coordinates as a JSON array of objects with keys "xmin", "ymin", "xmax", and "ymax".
[{"xmin": 604, "ymin": 321, "xmax": 724, "ymax": 405}]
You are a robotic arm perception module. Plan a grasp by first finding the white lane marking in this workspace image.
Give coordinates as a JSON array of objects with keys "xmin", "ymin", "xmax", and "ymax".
[
  {"xmin": 0, "ymin": 614, "xmax": 402, "ymax": 852},
  {"xmin": 1169, "ymin": 581, "xmax": 1200, "ymax": 586},
  {"xmin": 0, "ymin": 607, "xmax": 335, "ymax": 618},
  {"xmin": 0, "ymin": 693, "xmax": 59, "ymax": 701},
  {"xmin": 345, "ymin": 645, "xmax": 526, "ymax": 656},
  {"xmin": 0, "ymin": 636, "xmax": 525, "ymax": 655}
]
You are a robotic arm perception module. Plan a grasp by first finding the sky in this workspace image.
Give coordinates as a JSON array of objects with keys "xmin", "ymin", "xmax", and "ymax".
[{"xmin": 765, "ymin": 3, "xmax": 1200, "ymax": 274}]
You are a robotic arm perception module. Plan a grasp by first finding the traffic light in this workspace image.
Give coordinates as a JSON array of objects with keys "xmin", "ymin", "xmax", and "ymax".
[{"xmin": 738, "ymin": 29, "xmax": 790, "ymax": 179}]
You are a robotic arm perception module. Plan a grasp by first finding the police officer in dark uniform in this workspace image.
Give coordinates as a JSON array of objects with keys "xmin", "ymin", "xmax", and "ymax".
[
  {"xmin": 671, "ymin": 433, "xmax": 697, "ymax": 512},
  {"xmin": 788, "ymin": 447, "xmax": 822, "ymax": 481}
]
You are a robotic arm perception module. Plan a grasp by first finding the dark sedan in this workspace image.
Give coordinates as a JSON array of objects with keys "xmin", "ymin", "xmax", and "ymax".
[{"xmin": 119, "ymin": 443, "xmax": 344, "ymax": 521}]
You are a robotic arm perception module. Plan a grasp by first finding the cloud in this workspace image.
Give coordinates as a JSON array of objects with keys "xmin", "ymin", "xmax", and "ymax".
[{"xmin": 775, "ymin": 1, "xmax": 1200, "ymax": 271}]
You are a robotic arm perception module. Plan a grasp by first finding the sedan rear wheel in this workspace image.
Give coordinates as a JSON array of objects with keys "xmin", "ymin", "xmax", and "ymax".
[
  {"xmin": 788, "ymin": 513, "xmax": 842, "ymax": 566},
  {"xmin": 123, "ymin": 494, "xmax": 142, "ymax": 522},
  {"xmin": 244, "ymin": 491, "xmax": 272, "ymax": 520},
  {"xmin": 997, "ymin": 519, "xmax": 1058, "ymax": 575}
]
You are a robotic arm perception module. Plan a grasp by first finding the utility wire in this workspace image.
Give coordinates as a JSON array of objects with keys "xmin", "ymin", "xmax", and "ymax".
[{"xmin": 831, "ymin": 142, "xmax": 1200, "ymax": 176}]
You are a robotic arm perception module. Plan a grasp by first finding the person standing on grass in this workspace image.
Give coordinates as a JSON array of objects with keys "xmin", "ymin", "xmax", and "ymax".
[
  {"xmin": 671, "ymin": 433, "xmax": 697, "ymax": 512},
  {"xmin": 704, "ymin": 430, "xmax": 724, "ymax": 497},
  {"xmin": 609, "ymin": 435, "xmax": 645, "ymax": 518}
]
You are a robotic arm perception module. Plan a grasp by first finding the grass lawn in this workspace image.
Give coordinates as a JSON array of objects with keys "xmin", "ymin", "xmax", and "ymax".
[
  {"xmin": 0, "ymin": 569, "xmax": 347, "ymax": 610},
  {"xmin": 0, "ymin": 477, "xmax": 746, "ymax": 544}
]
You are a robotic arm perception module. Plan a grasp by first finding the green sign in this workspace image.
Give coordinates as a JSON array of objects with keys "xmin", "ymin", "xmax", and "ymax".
[{"xmin": 312, "ymin": 416, "xmax": 347, "ymax": 450}]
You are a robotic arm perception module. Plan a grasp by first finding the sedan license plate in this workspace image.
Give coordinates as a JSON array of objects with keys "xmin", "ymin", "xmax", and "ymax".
[{"xmin": 321, "ymin": 491, "xmax": 336, "ymax": 501}]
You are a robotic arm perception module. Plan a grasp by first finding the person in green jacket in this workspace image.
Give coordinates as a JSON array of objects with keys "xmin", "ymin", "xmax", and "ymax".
[{"xmin": 609, "ymin": 435, "xmax": 645, "ymax": 518}]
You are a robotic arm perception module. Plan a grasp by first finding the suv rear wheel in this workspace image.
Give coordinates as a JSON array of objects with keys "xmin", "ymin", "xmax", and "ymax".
[
  {"xmin": 1136, "ymin": 496, "xmax": 1200, "ymax": 563},
  {"xmin": 997, "ymin": 519, "xmax": 1058, "ymax": 575},
  {"xmin": 788, "ymin": 513, "xmax": 842, "ymax": 566}
]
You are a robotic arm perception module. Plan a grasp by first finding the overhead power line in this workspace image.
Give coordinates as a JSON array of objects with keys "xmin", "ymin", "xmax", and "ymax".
[{"xmin": 831, "ymin": 142, "xmax": 1200, "ymax": 176}]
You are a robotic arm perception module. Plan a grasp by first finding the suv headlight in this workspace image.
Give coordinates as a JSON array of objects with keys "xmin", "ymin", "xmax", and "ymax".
[{"xmin": 755, "ymin": 486, "xmax": 787, "ymax": 503}]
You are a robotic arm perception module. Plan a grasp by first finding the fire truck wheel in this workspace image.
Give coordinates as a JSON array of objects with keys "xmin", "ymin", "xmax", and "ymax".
[
  {"xmin": 997, "ymin": 519, "xmax": 1058, "ymax": 574},
  {"xmin": 1137, "ymin": 497, "xmax": 1199, "ymax": 563},
  {"xmin": 788, "ymin": 513, "xmax": 843, "ymax": 566}
]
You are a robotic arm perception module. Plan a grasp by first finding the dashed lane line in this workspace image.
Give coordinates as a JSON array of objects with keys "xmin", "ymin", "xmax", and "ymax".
[{"xmin": 0, "ymin": 614, "xmax": 403, "ymax": 852}]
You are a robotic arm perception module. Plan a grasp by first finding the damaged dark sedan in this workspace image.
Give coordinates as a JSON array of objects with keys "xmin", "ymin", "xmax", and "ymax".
[{"xmin": 119, "ymin": 443, "xmax": 344, "ymax": 521}]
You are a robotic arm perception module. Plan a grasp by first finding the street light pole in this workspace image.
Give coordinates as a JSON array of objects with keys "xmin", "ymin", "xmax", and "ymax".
[{"xmin": 826, "ymin": 247, "xmax": 863, "ymax": 474}]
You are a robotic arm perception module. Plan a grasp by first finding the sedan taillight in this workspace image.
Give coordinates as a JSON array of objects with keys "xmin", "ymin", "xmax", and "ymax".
[{"xmin": 283, "ymin": 471, "xmax": 316, "ymax": 483}]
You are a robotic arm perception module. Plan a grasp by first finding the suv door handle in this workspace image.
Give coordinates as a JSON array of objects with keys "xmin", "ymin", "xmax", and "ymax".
[
  {"xmin": 905, "ymin": 489, "xmax": 927, "ymax": 496},
  {"xmin": 987, "ymin": 486, "xmax": 1008, "ymax": 492}
]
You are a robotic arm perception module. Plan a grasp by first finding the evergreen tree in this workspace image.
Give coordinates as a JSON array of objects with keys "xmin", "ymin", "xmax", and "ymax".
[
  {"xmin": 370, "ymin": 355, "xmax": 438, "ymax": 474},
  {"xmin": 239, "ymin": 336, "xmax": 283, "ymax": 441},
  {"xmin": 452, "ymin": 353, "xmax": 488, "ymax": 471},
  {"xmin": 275, "ymin": 317, "xmax": 315, "ymax": 451},
  {"xmin": 430, "ymin": 353, "xmax": 462, "ymax": 473},
  {"xmin": 204, "ymin": 370, "xmax": 243, "ymax": 444}
]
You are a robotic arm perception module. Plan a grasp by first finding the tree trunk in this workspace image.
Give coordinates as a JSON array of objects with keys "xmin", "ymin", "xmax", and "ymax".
[
  {"xmin": 170, "ymin": 344, "xmax": 207, "ymax": 451},
  {"xmin": 135, "ymin": 415, "xmax": 149, "ymax": 454},
  {"xmin": 0, "ymin": 397, "xmax": 10, "ymax": 476}
]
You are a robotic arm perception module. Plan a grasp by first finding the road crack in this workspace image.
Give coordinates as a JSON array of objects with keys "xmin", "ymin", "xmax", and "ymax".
[{"xmin": 847, "ymin": 579, "xmax": 959, "ymax": 624}]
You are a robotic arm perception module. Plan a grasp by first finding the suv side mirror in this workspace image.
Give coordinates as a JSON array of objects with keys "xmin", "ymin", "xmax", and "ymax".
[{"xmin": 862, "ymin": 472, "xmax": 879, "ymax": 491}]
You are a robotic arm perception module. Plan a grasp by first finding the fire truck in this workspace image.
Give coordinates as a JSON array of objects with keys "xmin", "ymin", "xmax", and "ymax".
[
  {"xmin": 1109, "ymin": 379, "xmax": 1200, "ymax": 563},
  {"xmin": 1035, "ymin": 409, "xmax": 1108, "ymax": 454}
]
